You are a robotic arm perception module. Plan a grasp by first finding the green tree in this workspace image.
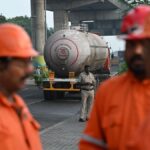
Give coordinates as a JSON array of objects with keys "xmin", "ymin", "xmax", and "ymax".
[
  {"xmin": 0, "ymin": 14, "xmax": 7, "ymax": 23},
  {"xmin": 7, "ymin": 16, "xmax": 32, "ymax": 37},
  {"xmin": 47, "ymin": 27, "xmax": 54, "ymax": 38},
  {"xmin": 119, "ymin": 0, "xmax": 150, "ymax": 7},
  {"xmin": 0, "ymin": 15, "xmax": 54, "ymax": 39},
  {"xmin": 118, "ymin": 61, "xmax": 128, "ymax": 74}
]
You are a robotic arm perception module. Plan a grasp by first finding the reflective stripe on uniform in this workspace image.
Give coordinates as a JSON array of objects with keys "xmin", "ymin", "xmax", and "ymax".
[{"xmin": 82, "ymin": 134, "xmax": 108, "ymax": 149}]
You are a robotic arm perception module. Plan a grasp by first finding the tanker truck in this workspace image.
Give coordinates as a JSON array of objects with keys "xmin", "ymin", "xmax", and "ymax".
[{"xmin": 43, "ymin": 28, "xmax": 110, "ymax": 100}]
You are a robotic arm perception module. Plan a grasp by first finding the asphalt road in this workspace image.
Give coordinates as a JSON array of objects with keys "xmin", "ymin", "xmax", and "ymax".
[{"xmin": 18, "ymin": 85, "xmax": 81, "ymax": 130}]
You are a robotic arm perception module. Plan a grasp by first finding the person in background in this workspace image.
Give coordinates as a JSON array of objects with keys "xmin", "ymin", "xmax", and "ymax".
[
  {"xmin": 78, "ymin": 65, "xmax": 96, "ymax": 122},
  {"xmin": 0, "ymin": 23, "xmax": 42, "ymax": 150},
  {"xmin": 35, "ymin": 66, "xmax": 41, "ymax": 76},
  {"xmin": 79, "ymin": 5, "xmax": 150, "ymax": 150}
]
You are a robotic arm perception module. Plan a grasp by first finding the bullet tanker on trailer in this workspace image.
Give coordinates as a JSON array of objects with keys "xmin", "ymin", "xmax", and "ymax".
[{"xmin": 43, "ymin": 29, "xmax": 110, "ymax": 100}]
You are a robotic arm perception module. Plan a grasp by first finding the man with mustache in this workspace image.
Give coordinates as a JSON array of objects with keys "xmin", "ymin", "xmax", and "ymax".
[
  {"xmin": 79, "ymin": 5, "xmax": 150, "ymax": 150},
  {"xmin": 0, "ymin": 23, "xmax": 43, "ymax": 150},
  {"xmin": 78, "ymin": 65, "xmax": 96, "ymax": 122}
]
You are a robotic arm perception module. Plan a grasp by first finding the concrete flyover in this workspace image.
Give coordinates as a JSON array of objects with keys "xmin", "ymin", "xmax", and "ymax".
[
  {"xmin": 30, "ymin": 0, "xmax": 129, "ymax": 54},
  {"xmin": 46, "ymin": 0, "xmax": 129, "ymax": 35}
]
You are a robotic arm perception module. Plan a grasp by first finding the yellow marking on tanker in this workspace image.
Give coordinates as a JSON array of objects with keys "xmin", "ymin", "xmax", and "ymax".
[
  {"xmin": 49, "ymin": 72, "xmax": 55, "ymax": 80},
  {"xmin": 69, "ymin": 72, "xmax": 75, "ymax": 78},
  {"xmin": 43, "ymin": 88, "xmax": 80, "ymax": 91},
  {"xmin": 44, "ymin": 79, "xmax": 80, "ymax": 91},
  {"xmin": 44, "ymin": 72, "xmax": 80, "ymax": 91}
]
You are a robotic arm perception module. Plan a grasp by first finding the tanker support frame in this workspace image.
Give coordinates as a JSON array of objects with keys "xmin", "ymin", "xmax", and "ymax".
[
  {"xmin": 43, "ymin": 71, "xmax": 80, "ymax": 100},
  {"xmin": 42, "ymin": 71, "xmax": 110, "ymax": 100}
]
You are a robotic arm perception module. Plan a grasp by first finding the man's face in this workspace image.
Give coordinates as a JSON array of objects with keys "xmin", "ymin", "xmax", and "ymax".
[
  {"xmin": 0, "ymin": 58, "xmax": 34, "ymax": 93},
  {"xmin": 125, "ymin": 39, "xmax": 150, "ymax": 80},
  {"xmin": 85, "ymin": 66, "xmax": 90, "ymax": 74}
]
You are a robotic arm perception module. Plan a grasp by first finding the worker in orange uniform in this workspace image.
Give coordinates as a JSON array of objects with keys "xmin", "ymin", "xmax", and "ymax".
[
  {"xmin": 0, "ymin": 23, "xmax": 42, "ymax": 150},
  {"xmin": 127, "ymin": 115, "xmax": 150, "ymax": 150},
  {"xmin": 79, "ymin": 5, "xmax": 150, "ymax": 150}
]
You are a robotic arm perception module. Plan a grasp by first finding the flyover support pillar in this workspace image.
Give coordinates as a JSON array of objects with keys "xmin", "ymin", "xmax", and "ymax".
[
  {"xmin": 31, "ymin": 0, "xmax": 45, "ymax": 53},
  {"xmin": 54, "ymin": 10, "xmax": 69, "ymax": 31}
]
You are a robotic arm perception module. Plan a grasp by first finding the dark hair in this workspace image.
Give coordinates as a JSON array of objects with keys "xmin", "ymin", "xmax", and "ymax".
[{"xmin": 84, "ymin": 65, "xmax": 90, "ymax": 69}]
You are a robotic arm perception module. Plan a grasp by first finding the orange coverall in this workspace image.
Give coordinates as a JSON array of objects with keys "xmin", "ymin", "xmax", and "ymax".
[
  {"xmin": 79, "ymin": 71, "xmax": 150, "ymax": 150},
  {"xmin": 0, "ymin": 92, "xmax": 42, "ymax": 150},
  {"xmin": 127, "ymin": 115, "xmax": 150, "ymax": 150}
]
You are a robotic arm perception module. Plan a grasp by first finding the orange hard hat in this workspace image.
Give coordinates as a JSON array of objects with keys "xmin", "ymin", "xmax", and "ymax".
[
  {"xmin": 0, "ymin": 23, "xmax": 38, "ymax": 58},
  {"xmin": 120, "ymin": 5, "xmax": 150, "ymax": 40}
]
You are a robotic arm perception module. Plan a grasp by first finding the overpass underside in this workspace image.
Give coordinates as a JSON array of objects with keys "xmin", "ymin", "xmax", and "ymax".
[{"xmin": 46, "ymin": 0, "xmax": 128, "ymax": 35}]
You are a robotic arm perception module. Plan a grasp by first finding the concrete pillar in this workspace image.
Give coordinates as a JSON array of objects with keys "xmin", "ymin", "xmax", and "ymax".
[
  {"xmin": 54, "ymin": 10, "xmax": 68, "ymax": 31},
  {"xmin": 31, "ymin": 0, "xmax": 45, "ymax": 53},
  {"xmin": 31, "ymin": 0, "xmax": 36, "ymax": 48}
]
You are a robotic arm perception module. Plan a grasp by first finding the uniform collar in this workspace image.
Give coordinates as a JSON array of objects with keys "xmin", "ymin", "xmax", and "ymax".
[
  {"xmin": 127, "ymin": 71, "xmax": 150, "ymax": 86},
  {"xmin": 0, "ymin": 92, "xmax": 23, "ymax": 107},
  {"xmin": 83, "ymin": 71, "xmax": 90, "ymax": 75}
]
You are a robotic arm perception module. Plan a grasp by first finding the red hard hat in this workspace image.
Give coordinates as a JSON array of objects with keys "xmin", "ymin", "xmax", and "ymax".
[
  {"xmin": 0, "ymin": 23, "xmax": 38, "ymax": 58},
  {"xmin": 120, "ymin": 5, "xmax": 150, "ymax": 40}
]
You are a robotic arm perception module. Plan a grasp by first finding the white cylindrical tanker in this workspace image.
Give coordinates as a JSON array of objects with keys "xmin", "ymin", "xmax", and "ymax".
[{"xmin": 44, "ymin": 29, "xmax": 110, "ymax": 78}]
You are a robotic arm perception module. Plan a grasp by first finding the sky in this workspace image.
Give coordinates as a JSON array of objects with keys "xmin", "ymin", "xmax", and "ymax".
[
  {"xmin": 0, "ymin": 0, "xmax": 125, "ymax": 52},
  {"xmin": 0, "ymin": 0, "xmax": 54, "ymax": 27}
]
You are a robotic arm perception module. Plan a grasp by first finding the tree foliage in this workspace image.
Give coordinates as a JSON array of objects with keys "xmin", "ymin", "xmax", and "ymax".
[
  {"xmin": 8, "ymin": 16, "xmax": 32, "ymax": 37},
  {"xmin": 118, "ymin": 61, "xmax": 128, "ymax": 74},
  {"xmin": 0, "ymin": 15, "xmax": 7, "ymax": 23},
  {"xmin": 119, "ymin": 0, "xmax": 150, "ymax": 7},
  {"xmin": 0, "ymin": 14, "xmax": 54, "ymax": 38},
  {"xmin": 47, "ymin": 27, "xmax": 54, "ymax": 38}
]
